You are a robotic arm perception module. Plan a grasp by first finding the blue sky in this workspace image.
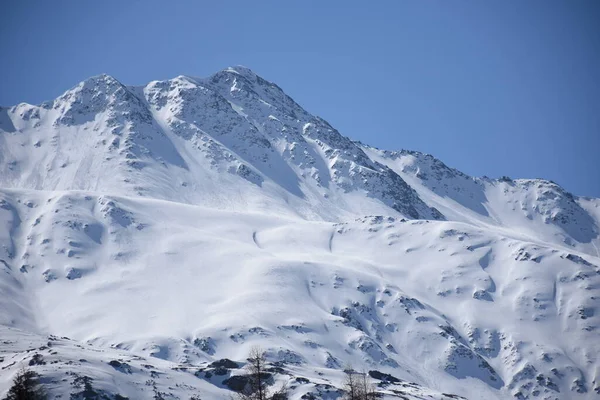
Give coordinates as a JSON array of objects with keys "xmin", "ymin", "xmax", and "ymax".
[{"xmin": 1, "ymin": 1, "xmax": 599, "ymax": 197}]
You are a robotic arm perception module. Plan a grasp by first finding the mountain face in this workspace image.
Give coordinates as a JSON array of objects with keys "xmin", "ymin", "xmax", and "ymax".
[
  {"xmin": 0, "ymin": 68, "xmax": 441, "ymax": 221},
  {"xmin": 0, "ymin": 67, "xmax": 599, "ymax": 400}
]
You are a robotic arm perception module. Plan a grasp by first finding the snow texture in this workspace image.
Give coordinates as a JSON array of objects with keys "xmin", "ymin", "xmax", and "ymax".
[{"xmin": 1, "ymin": 66, "xmax": 599, "ymax": 400}]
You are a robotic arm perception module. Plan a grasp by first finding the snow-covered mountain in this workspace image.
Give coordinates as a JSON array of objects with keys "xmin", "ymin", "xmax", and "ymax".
[
  {"xmin": 0, "ymin": 68, "xmax": 441, "ymax": 221},
  {"xmin": 0, "ymin": 66, "xmax": 599, "ymax": 400}
]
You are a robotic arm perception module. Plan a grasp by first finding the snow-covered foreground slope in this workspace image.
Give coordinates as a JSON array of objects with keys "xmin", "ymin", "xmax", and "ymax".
[
  {"xmin": 1, "ymin": 189, "xmax": 599, "ymax": 399},
  {"xmin": 1, "ymin": 67, "xmax": 599, "ymax": 399}
]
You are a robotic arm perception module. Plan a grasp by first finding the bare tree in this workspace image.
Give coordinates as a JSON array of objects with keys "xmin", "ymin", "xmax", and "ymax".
[
  {"xmin": 269, "ymin": 382, "xmax": 288, "ymax": 400},
  {"xmin": 342, "ymin": 366, "xmax": 377, "ymax": 400},
  {"xmin": 358, "ymin": 370, "xmax": 377, "ymax": 400},
  {"xmin": 342, "ymin": 365, "xmax": 360, "ymax": 400},
  {"xmin": 235, "ymin": 347, "xmax": 287, "ymax": 400},
  {"xmin": 4, "ymin": 368, "xmax": 47, "ymax": 400},
  {"xmin": 247, "ymin": 346, "xmax": 268, "ymax": 400}
]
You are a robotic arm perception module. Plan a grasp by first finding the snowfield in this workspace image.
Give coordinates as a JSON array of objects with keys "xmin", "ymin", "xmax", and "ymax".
[{"xmin": 0, "ymin": 66, "xmax": 599, "ymax": 399}]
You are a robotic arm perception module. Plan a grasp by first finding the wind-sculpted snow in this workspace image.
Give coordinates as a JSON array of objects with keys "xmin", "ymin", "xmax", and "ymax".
[
  {"xmin": 0, "ymin": 189, "xmax": 599, "ymax": 399},
  {"xmin": 364, "ymin": 146, "xmax": 600, "ymax": 256},
  {"xmin": 365, "ymin": 148, "xmax": 490, "ymax": 216},
  {"xmin": 1, "ymin": 67, "xmax": 600, "ymax": 399}
]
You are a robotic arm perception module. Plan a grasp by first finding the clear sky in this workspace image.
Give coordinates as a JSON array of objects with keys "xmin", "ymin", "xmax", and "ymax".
[{"xmin": 1, "ymin": 1, "xmax": 599, "ymax": 197}]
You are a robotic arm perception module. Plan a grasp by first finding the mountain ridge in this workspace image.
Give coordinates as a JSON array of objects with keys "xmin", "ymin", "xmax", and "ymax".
[{"xmin": 1, "ymin": 66, "xmax": 599, "ymax": 400}]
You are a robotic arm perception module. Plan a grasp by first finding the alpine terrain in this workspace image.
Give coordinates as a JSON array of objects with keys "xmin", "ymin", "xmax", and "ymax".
[{"xmin": 0, "ymin": 66, "xmax": 599, "ymax": 400}]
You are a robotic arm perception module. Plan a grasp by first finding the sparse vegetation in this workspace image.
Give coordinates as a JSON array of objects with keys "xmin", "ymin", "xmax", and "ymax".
[
  {"xmin": 233, "ymin": 347, "xmax": 288, "ymax": 400},
  {"xmin": 342, "ymin": 365, "xmax": 378, "ymax": 400}
]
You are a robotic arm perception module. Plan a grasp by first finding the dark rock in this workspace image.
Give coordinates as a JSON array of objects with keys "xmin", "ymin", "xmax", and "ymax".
[
  {"xmin": 108, "ymin": 360, "xmax": 132, "ymax": 374},
  {"xmin": 29, "ymin": 353, "xmax": 46, "ymax": 366},
  {"xmin": 208, "ymin": 358, "xmax": 239, "ymax": 369},
  {"xmin": 222, "ymin": 375, "xmax": 251, "ymax": 392},
  {"xmin": 369, "ymin": 370, "xmax": 401, "ymax": 384},
  {"xmin": 193, "ymin": 337, "xmax": 215, "ymax": 355},
  {"xmin": 266, "ymin": 365, "xmax": 285, "ymax": 374}
]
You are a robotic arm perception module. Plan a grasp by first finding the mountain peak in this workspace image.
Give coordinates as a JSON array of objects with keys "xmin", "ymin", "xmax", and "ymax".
[
  {"xmin": 56, "ymin": 73, "xmax": 125, "ymax": 102},
  {"xmin": 208, "ymin": 66, "xmax": 261, "ymax": 84},
  {"xmin": 0, "ymin": 67, "xmax": 599, "ymax": 400},
  {"xmin": 223, "ymin": 65, "xmax": 258, "ymax": 77},
  {"xmin": 76, "ymin": 73, "xmax": 122, "ymax": 90},
  {"xmin": 213, "ymin": 65, "xmax": 279, "ymax": 90},
  {"xmin": 1, "ymin": 67, "xmax": 598, "ymax": 244},
  {"xmin": 49, "ymin": 73, "xmax": 145, "ymax": 127}
]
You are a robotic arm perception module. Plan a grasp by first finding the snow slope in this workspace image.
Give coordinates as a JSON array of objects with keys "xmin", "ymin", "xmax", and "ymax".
[
  {"xmin": 363, "ymin": 147, "xmax": 600, "ymax": 257},
  {"xmin": 0, "ymin": 67, "xmax": 599, "ymax": 399}
]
